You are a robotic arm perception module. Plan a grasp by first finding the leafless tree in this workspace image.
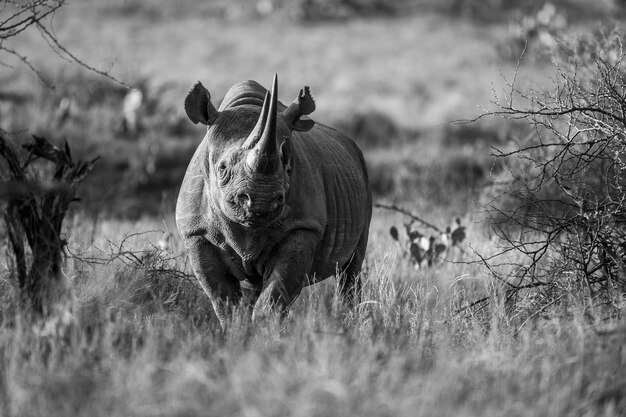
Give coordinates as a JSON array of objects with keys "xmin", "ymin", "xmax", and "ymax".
[
  {"xmin": 0, "ymin": 0, "xmax": 122, "ymax": 87},
  {"xmin": 474, "ymin": 27, "xmax": 626, "ymax": 320}
]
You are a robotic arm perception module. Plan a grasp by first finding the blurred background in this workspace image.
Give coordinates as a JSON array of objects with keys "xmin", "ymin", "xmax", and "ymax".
[{"xmin": 1, "ymin": 0, "xmax": 622, "ymax": 220}]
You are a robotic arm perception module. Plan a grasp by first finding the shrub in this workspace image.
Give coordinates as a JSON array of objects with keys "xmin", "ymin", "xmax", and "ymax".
[
  {"xmin": 482, "ymin": 27, "xmax": 626, "ymax": 320},
  {"xmin": 0, "ymin": 132, "xmax": 97, "ymax": 321}
]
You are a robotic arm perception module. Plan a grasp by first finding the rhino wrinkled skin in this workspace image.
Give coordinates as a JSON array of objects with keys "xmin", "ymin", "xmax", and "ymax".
[{"xmin": 176, "ymin": 75, "xmax": 371, "ymax": 328}]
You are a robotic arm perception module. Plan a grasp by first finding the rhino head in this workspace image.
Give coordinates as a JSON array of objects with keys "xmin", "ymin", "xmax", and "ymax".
[{"xmin": 184, "ymin": 74, "xmax": 315, "ymax": 228}]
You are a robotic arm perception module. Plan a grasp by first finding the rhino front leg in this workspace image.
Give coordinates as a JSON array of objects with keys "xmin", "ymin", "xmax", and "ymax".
[
  {"xmin": 253, "ymin": 230, "xmax": 318, "ymax": 320},
  {"xmin": 184, "ymin": 235, "xmax": 241, "ymax": 329}
]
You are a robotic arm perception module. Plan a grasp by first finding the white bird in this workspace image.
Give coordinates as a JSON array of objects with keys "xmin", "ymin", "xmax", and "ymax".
[{"xmin": 122, "ymin": 88, "xmax": 143, "ymax": 136}]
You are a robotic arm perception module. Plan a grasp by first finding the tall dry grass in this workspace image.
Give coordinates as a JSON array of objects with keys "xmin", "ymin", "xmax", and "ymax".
[{"xmin": 0, "ymin": 218, "xmax": 624, "ymax": 417}]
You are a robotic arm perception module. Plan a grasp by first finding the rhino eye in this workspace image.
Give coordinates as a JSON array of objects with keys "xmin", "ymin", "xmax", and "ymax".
[{"xmin": 216, "ymin": 161, "xmax": 230, "ymax": 184}]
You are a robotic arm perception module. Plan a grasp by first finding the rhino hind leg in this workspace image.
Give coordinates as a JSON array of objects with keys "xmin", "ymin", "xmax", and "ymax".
[
  {"xmin": 338, "ymin": 231, "xmax": 368, "ymax": 309},
  {"xmin": 338, "ymin": 253, "xmax": 363, "ymax": 308}
]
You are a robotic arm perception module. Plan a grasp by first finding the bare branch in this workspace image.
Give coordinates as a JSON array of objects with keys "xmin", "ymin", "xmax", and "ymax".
[
  {"xmin": 0, "ymin": 0, "xmax": 126, "ymax": 87},
  {"xmin": 35, "ymin": 20, "xmax": 128, "ymax": 87},
  {"xmin": 471, "ymin": 27, "xmax": 626, "ymax": 319},
  {"xmin": 375, "ymin": 203, "xmax": 443, "ymax": 233},
  {"xmin": 0, "ymin": 44, "xmax": 52, "ymax": 87}
]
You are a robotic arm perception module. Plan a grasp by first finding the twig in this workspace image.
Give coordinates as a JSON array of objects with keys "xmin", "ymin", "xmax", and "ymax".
[
  {"xmin": 35, "ymin": 21, "xmax": 128, "ymax": 88},
  {"xmin": 375, "ymin": 203, "xmax": 443, "ymax": 233}
]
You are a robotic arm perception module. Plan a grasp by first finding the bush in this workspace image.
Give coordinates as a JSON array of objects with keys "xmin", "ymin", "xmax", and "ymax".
[
  {"xmin": 483, "ymin": 27, "xmax": 626, "ymax": 320},
  {"xmin": 0, "ymin": 132, "xmax": 97, "ymax": 322}
]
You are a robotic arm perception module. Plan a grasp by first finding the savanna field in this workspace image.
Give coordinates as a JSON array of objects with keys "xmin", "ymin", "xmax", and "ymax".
[{"xmin": 1, "ymin": 1, "xmax": 626, "ymax": 416}]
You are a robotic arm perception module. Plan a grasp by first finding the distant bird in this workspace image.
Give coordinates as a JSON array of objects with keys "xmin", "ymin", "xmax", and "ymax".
[{"xmin": 122, "ymin": 88, "xmax": 143, "ymax": 136}]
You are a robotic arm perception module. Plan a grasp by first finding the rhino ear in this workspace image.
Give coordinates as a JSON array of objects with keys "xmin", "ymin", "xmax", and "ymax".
[
  {"xmin": 292, "ymin": 118, "xmax": 315, "ymax": 132},
  {"xmin": 184, "ymin": 82, "xmax": 219, "ymax": 125},
  {"xmin": 282, "ymin": 86, "xmax": 315, "ymax": 132}
]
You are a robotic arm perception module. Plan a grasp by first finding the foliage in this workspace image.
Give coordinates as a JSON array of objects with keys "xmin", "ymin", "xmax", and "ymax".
[
  {"xmin": 482, "ymin": 27, "xmax": 626, "ymax": 321},
  {"xmin": 1, "ymin": 229, "xmax": 625, "ymax": 415},
  {"xmin": 0, "ymin": 131, "xmax": 97, "ymax": 318}
]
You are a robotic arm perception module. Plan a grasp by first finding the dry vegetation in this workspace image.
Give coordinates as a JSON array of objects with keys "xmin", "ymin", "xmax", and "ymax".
[
  {"xmin": 1, "ymin": 224, "xmax": 625, "ymax": 416},
  {"xmin": 1, "ymin": 1, "xmax": 626, "ymax": 416}
]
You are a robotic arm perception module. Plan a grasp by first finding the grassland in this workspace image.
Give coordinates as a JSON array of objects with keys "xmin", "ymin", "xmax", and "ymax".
[
  {"xmin": 2, "ymin": 215, "xmax": 625, "ymax": 416},
  {"xmin": 1, "ymin": 1, "xmax": 626, "ymax": 416}
]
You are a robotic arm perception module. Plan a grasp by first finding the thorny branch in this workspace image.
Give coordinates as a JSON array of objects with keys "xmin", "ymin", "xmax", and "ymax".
[
  {"xmin": 463, "ymin": 27, "xmax": 626, "ymax": 321},
  {"xmin": 375, "ymin": 203, "xmax": 443, "ymax": 233},
  {"xmin": 67, "ymin": 230, "xmax": 195, "ymax": 283},
  {"xmin": 0, "ymin": 0, "xmax": 126, "ymax": 87}
]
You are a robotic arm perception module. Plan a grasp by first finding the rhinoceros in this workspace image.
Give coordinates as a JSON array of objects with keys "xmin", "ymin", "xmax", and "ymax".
[{"xmin": 176, "ymin": 74, "xmax": 371, "ymax": 328}]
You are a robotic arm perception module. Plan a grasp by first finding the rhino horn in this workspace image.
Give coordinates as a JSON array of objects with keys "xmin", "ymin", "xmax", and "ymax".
[
  {"xmin": 246, "ymin": 74, "xmax": 280, "ymax": 174},
  {"xmin": 242, "ymin": 91, "xmax": 271, "ymax": 150}
]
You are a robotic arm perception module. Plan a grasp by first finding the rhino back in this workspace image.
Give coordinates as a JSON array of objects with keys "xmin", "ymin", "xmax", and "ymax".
[
  {"xmin": 290, "ymin": 123, "xmax": 371, "ymax": 278},
  {"xmin": 219, "ymin": 80, "xmax": 287, "ymax": 112}
]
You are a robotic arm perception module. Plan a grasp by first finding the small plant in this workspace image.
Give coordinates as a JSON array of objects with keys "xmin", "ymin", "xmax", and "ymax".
[
  {"xmin": 378, "ymin": 203, "xmax": 467, "ymax": 269},
  {"xmin": 0, "ymin": 131, "xmax": 97, "ymax": 319}
]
